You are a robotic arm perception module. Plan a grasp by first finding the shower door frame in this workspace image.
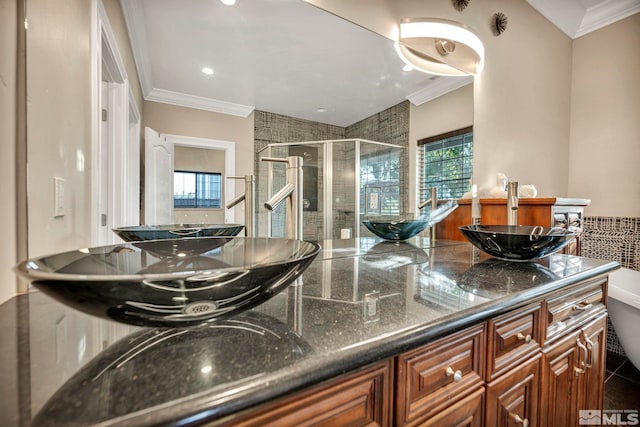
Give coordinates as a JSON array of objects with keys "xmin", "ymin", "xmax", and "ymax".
[{"xmin": 258, "ymin": 139, "xmax": 404, "ymax": 240}]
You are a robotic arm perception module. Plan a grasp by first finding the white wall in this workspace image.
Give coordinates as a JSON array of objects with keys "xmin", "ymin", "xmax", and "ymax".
[
  {"xmin": 568, "ymin": 14, "xmax": 640, "ymax": 217},
  {"xmin": 305, "ymin": 0, "xmax": 574, "ymax": 199},
  {"xmin": 408, "ymin": 84, "xmax": 474, "ymax": 212},
  {"xmin": 0, "ymin": 0, "xmax": 18, "ymax": 304}
]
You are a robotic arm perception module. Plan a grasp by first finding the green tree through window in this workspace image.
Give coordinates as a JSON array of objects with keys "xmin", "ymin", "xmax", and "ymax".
[{"xmin": 418, "ymin": 127, "xmax": 473, "ymax": 202}]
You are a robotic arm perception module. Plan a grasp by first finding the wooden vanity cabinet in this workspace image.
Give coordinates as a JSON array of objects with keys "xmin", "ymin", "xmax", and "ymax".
[
  {"xmin": 485, "ymin": 354, "xmax": 540, "ymax": 427},
  {"xmin": 395, "ymin": 324, "xmax": 486, "ymax": 426},
  {"xmin": 223, "ymin": 360, "xmax": 393, "ymax": 427},
  {"xmin": 222, "ymin": 277, "xmax": 608, "ymax": 427},
  {"xmin": 539, "ymin": 278, "xmax": 608, "ymax": 427}
]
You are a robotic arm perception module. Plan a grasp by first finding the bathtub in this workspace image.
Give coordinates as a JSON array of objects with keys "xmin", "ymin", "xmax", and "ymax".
[{"xmin": 608, "ymin": 267, "xmax": 640, "ymax": 370}]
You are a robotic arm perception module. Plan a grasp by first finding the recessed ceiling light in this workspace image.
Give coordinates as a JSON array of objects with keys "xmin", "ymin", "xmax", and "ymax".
[
  {"xmin": 202, "ymin": 67, "xmax": 214, "ymax": 75},
  {"xmin": 402, "ymin": 64, "xmax": 414, "ymax": 72},
  {"xmin": 316, "ymin": 107, "xmax": 327, "ymax": 113},
  {"xmin": 220, "ymin": 0, "xmax": 237, "ymax": 5}
]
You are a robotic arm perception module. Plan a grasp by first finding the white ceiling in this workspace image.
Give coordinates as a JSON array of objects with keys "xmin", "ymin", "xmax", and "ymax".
[{"xmin": 120, "ymin": 0, "xmax": 638, "ymax": 128}]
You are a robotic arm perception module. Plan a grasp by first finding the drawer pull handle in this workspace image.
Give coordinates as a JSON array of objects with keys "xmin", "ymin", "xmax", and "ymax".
[
  {"xmin": 584, "ymin": 335, "xmax": 595, "ymax": 368},
  {"xmin": 516, "ymin": 333, "xmax": 532, "ymax": 343},
  {"xmin": 445, "ymin": 367, "xmax": 463, "ymax": 382},
  {"xmin": 575, "ymin": 338, "xmax": 588, "ymax": 376},
  {"xmin": 572, "ymin": 302, "xmax": 593, "ymax": 311},
  {"xmin": 514, "ymin": 415, "xmax": 529, "ymax": 427}
]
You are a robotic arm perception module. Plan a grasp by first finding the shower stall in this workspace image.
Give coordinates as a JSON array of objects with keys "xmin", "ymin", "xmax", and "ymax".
[{"xmin": 256, "ymin": 139, "xmax": 405, "ymax": 240}]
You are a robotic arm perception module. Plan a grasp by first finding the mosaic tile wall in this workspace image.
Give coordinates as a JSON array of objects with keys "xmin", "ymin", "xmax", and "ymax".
[
  {"xmin": 346, "ymin": 101, "xmax": 410, "ymax": 237},
  {"xmin": 254, "ymin": 111, "xmax": 345, "ymax": 240},
  {"xmin": 254, "ymin": 102, "xmax": 410, "ymax": 240},
  {"xmin": 581, "ymin": 216, "xmax": 640, "ymax": 355}
]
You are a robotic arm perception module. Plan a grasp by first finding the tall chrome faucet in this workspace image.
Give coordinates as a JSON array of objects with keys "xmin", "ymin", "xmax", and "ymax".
[
  {"xmin": 261, "ymin": 156, "xmax": 304, "ymax": 240},
  {"xmin": 419, "ymin": 187, "xmax": 438, "ymax": 241},
  {"xmin": 418, "ymin": 187, "xmax": 438, "ymax": 210},
  {"xmin": 507, "ymin": 181, "xmax": 519, "ymax": 226},
  {"xmin": 225, "ymin": 175, "xmax": 256, "ymax": 237}
]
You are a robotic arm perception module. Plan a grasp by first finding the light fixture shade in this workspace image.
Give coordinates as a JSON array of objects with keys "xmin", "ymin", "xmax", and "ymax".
[{"xmin": 397, "ymin": 18, "xmax": 484, "ymax": 76}]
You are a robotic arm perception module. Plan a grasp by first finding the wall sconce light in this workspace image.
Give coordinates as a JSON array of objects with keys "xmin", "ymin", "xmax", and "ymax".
[{"xmin": 395, "ymin": 18, "xmax": 485, "ymax": 76}]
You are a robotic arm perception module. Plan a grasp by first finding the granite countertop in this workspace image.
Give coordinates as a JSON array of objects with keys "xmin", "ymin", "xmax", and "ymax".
[{"xmin": 0, "ymin": 238, "xmax": 618, "ymax": 426}]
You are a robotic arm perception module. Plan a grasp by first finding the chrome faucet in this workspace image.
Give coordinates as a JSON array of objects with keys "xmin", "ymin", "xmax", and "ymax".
[
  {"xmin": 226, "ymin": 175, "xmax": 256, "ymax": 237},
  {"xmin": 419, "ymin": 187, "xmax": 438, "ymax": 241},
  {"xmin": 418, "ymin": 187, "xmax": 438, "ymax": 210},
  {"xmin": 261, "ymin": 156, "xmax": 303, "ymax": 240},
  {"xmin": 507, "ymin": 181, "xmax": 519, "ymax": 226}
]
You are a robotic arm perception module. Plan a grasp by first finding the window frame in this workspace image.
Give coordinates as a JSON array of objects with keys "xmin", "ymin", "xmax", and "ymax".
[
  {"xmin": 417, "ymin": 126, "xmax": 473, "ymax": 202},
  {"xmin": 173, "ymin": 170, "xmax": 223, "ymax": 209}
]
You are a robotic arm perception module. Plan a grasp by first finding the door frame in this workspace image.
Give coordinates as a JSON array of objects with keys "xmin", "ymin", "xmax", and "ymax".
[
  {"xmin": 91, "ymin": 0, "xmax": 140, "ymax": 245},
  {"xmin": 163, "ymin": 134, "xmax": 236, "ymax": 224}
]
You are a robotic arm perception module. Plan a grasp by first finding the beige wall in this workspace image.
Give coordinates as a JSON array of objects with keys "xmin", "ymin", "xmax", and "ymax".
[
  {"xmin": 26, "ymin": 0, "xmax": 93, "ymax": 258},
  {"xmin": 143, "ymin": 101, "xmax": 255, "ymax": 224},
  {"xmin": 305, "ymin": 0, "xmax": 574, "ymax": 199},
  {"xmin": 568, "ymin": 14, "xmax": 640, "ymax": 217},
  {"xmin": 25, "ymin": 0, "xmax": 143, "ymax": 261},
  {"xmin": 0, "ymin": 0, "xmax": 18, "ymax": 303},
  {"xmin": 174, "ymin": 146, "xmax": 226, "ymax": 224},
  {"xmin": 409, "ymin": 84, "xmax": 474, "ymax": 211}
]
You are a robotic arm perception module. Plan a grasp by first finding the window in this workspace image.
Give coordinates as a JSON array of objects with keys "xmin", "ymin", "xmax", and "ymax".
[
  {"xmin": 173, "ymin": 171, "xmax": 222, "ymax": 208},
  {"xmin": 361, "ymin": 150, "xmax": 401, "ymax": 216},
  {"xmin": 418, "ymin": 126, "xmax": 473, "ymax": 202}
]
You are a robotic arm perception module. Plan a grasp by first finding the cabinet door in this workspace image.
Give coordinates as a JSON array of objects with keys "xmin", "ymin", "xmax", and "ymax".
[
  {"xmin": 540, "ymin": 329, "xmax": 582, "ymax": 427},
  {"xmin": 578, "ymin": 313, "xmax": 607, "ymax": 414},
  {"xmin": 418, "ymin": 387, "xmax": 484, "ymax": 427},
  {"xmin": 225, "ymin": 361, "xmax": 392, "ymax": 427},
  {"xmin": 486, "ymin": 354, "xmax": 540, "ymax": 427}
]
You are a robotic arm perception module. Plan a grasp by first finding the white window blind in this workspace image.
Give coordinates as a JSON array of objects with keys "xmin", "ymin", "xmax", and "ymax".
[{"xmin": 418, "ymin": 126, "xmax": 473, "ymax": 203}]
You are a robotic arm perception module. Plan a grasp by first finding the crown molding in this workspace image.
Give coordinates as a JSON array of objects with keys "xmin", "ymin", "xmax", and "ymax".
[
  {"xmin": 119, "ymin": 0, "xmax": 154, "ymax": 96},
  {"xmin": 575, "ymin": 0, "xmax": 640, "ymax": 38},
  {"xmin": 146, "ymin": 88, "xmax": 255, "ymax": 117},
  {"xmin": 527, "ymin": 0, "xmax": 640, "ymax": 39},
  {"xmin": 405, "ymin": 75, "xmax": 473, "ymax": 106}
]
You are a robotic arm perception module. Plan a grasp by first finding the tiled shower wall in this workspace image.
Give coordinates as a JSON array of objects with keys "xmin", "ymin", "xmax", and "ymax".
[
  {"xmin": 346, "ymin": 101, "xmax": 410, "ymax": 214},
  {"xmin": 254, "ymin": 111, "xmax": 345, "ymax": 239},
  {"xmin": 581, "ymin": 216, "xmax": 640, "ymax": 355},
  {"xmin": 254, "ymin": 101, "xmax": 410, "ymax": 240}
]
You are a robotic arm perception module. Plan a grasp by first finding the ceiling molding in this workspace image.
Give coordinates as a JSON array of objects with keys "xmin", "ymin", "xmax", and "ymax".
[
  {"xmin": 527, "ymin": 0, "xmax": 640, "ymax": 39},
  {"xmin": 575, "ymin": 0, "xmax": 640, "ymax": 38},
  {"xmin": 119, "ymin": 0, "xmax": 154, "ymax": 96},
  {"xmin": 146, "ymin": 88, "xmax": 255, "ymax": 117},
  {"xmin": 405, "ymin": 76, "xmax": 473, "ymax": 106}
]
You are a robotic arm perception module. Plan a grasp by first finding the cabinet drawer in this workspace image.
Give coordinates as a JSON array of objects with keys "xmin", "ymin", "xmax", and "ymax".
[
  {"xmin": 487, "ymin": 302, "xmax": 542, "ymax": 381},
  {"xmin": 545, "ymin": 278, "xmax": 607, "ymax": 343},
  {"xmin": 224, "ymin": 361, "xmax": 392, "ymax": 427},
  {"xmin": 395, "ymin": 324, "xmax": 485, "ymax": 426}
]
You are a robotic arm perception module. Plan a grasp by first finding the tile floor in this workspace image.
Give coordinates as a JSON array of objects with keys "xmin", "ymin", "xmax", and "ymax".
[{"xmin": 605, "ymin": 351, "xmax": 640, "ymax": 410}]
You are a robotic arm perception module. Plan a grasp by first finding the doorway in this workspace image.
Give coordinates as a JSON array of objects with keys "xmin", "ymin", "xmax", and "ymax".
[
  {"xmin": 92, "ymin": 0, "xmax": 140, "ymax": 245},
  {"xmin": 144, "ymin": 128, "xmax": 236, "ymax": 225}
]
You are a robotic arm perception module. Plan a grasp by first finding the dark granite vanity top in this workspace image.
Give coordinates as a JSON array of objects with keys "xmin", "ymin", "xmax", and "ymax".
[{"xmin": 0, "ymin": 238, "xmax": 618, "ymax": 426}]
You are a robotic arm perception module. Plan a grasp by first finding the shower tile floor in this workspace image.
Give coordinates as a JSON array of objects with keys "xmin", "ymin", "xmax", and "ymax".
[{"xmin": 605, "ymin": 351, "xmax": 640, "ymax": 410}]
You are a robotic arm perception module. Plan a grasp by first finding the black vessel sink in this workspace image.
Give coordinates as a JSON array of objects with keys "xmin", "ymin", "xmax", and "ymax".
[
  {"xmin": 113, "ymin": 223, "xmax": 244, "ymax": 241},
  {"xmin": 362, "ymin": 218, "xmax": 430, "ymax": 241},
  {"xmin": 363, "ymin": 201, "xmax": 458, "ymax": 241},
  {"xmin": 458, "ymin": 225, "xmax": 576, "ymax": 261},
  {"xmin": 16, "ymin": 237, "xmax": 320, "ymax": 327}
]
